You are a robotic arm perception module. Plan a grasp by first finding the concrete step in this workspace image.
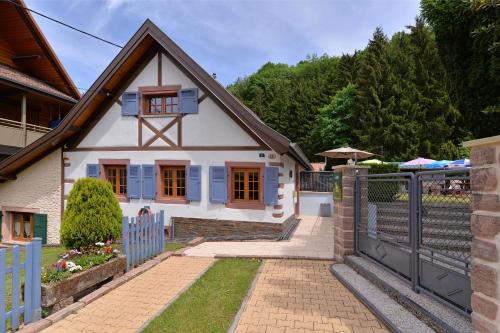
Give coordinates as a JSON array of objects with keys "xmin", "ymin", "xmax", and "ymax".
[{"xmin": 338, "ymin": 256, "xmax": 472, "ymax": 333}]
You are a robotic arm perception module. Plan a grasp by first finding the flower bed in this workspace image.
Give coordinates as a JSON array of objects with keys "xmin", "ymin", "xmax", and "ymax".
[{"xmin": 40, "ymin": 242, "xmax": 125, "ymax": 314}]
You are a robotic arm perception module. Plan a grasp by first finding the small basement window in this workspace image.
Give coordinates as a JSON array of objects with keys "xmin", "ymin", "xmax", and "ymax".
[{"xmin": 12, "ymin": 212, "xmax": 33, "ymax": 241}]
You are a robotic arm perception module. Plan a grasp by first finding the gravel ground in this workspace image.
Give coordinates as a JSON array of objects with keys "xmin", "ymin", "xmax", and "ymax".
[{"xmin": 332, "ymin": 263, "xmax": 434, "ymax": 333}]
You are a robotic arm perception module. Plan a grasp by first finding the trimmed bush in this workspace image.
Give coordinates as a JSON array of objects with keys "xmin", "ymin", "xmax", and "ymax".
[
  {"xmin": 367, "ymin": 163, "xmax": 401, "ymax": 202},
  {"xmin": 61, "ymin": 178, "xmax": 122, "ymax": 249}
]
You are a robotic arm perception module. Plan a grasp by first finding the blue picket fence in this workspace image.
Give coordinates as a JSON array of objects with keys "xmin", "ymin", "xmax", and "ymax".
[
  {"xmin": 0, "ymin": 238, "xmax": 42, "ymax": 333},
  {"xmin": 122, "ymin": 211, "xmax": 165, "ymax": 271}
]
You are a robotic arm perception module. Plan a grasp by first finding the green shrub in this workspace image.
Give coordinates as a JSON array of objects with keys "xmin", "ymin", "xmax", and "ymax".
[
  {"xmin": 366, "ymin": 163, "xmax": 401, "ymax": 202},
  {"xmin": 367, "ymin": 163, "xmax": 400, "ymax": 174},
  {"xmin": 60, "ymin": 178, "xmax": 122, "ymax": 249}
]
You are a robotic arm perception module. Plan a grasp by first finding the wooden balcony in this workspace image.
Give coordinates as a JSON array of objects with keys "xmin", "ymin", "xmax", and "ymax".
[{"xmin": 0, "ymin": 117, "xmax": 51, "ymax": 148}]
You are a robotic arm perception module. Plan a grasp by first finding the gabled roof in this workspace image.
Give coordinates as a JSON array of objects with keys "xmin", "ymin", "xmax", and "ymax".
[
  {"xmin": 0, "ymin": 63, "xmax": 77, "ymax": 103},
  {"xmin": 0, "ymin": 19, "xmax": 310, "ymax": 179},
  {"xmin": 0, "ymin": 0, "xmax": 80, "ymax": 100}
]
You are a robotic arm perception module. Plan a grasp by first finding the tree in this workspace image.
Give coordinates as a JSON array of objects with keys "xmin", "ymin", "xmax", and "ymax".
[
  {"xmin": 61, "ymin": 178, "xmax": 122, "ymax": 249},
  {"xmin": 312, "ymin": 83, "xmax": 356, "ymax": 152},
  {"xmin": 421, "ymin": 0, "xmax": 500, "ymax": 136}
]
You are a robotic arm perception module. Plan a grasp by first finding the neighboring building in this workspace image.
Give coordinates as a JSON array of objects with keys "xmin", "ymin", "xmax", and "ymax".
[
  {"xmin": 0, "ymin": 20, "xmax": 311, "ymax": 245},
  {"xmin": 311, "ymin": 162, "xmax": 326, "ymax": 171},
  {"xmin": 0, "ymin": 0, "xmax": 79, "ymax": 157},
  {"xmin": 0, "ymin": 0, "xmax": 79, "ymax": 244}
]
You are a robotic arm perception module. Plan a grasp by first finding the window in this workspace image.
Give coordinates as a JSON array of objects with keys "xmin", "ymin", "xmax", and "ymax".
[
  {"xmin": 226, "ymin": 162, "xmax": 264, "ymax": 210},
  {"xmin": 160, "ymin": 166, "xmax": 186, "ymax": 199},
  {"xmin": 105, "ymin": 165, "xmax": 127, "ymax": 196},
  {"xmin": 146, "ymin": 94, "xmax": 179, "ymax": 114},
  {"xmin": 232, "ymin": 168, "xmax": 260, "ymax": 202},
  {"xmin": 12, "ymin": 212, "xmax": 33, "ymax": 241}
]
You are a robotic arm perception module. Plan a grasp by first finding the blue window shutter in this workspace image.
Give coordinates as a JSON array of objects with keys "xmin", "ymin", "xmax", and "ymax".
[
  {"xmin": 127, "ymin": 165, "xmax": 141, "ymax": 199},
  {"xmin": 209, "ymin": 166, "xmax": 227, "ymax": 203},
  {"xmin": 186, "ymin": 165, "xmax": 202, "ymax": 201},
  {"xmin": 122, "ymin": 92, "xmax": 139, "ymax": 116},
  {"xmin": 86, "ymin": 164, "xmax": 100, "ymax": 178},
  {"xmin": 264, "ymin": 167, "xmax": 279, "ymax": 205},
  {"xmin": 179, "ymin": 88, "xmax": 198, "ymax": 114},
  {"xmin": 142, "ymin": 164, "xmax": 155, "ymax": 199}
]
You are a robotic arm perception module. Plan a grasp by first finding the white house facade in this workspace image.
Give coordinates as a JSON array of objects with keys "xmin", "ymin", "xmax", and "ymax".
[{"xmin": 0, "ymin": 20, "xmax": 310, "ymax": 244}]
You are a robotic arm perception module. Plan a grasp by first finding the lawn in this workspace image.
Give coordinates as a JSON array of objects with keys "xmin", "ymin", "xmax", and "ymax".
[
  {"xmin": 142, "ymin": 258, "xmax": 261, "ymax": 333},
  {"xmin": 396, "ymin": 193, "xmax": 470, "ymax": 204}
]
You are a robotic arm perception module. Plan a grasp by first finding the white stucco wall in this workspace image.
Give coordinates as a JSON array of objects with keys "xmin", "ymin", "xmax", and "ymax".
[
  {"xmin": 299, "ymin": 192, "xmax": 333, "ymax": 217},
  {"xmin": 64, "ymin": 150, "xmax": 296, "ymax": 224},
  {"xmin": 0, "ymin": 149, "xmax": 62, "ymax": 244}
]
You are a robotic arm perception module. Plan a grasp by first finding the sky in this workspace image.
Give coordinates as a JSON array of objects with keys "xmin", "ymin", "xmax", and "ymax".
[{"xmin": 24, "ymin": 0, "xmax": 421, "ymax": 92}]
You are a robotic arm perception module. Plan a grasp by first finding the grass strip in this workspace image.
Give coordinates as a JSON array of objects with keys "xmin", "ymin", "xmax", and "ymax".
[{"xmin": 142, "ymin": 258, "xmax": 261, "ymax": 333}]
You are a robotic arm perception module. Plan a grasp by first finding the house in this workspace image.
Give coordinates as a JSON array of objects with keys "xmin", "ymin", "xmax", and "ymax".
[
  {"xmin": 0, "ymin": 0, "xmax": 79, "ymax": 244},
  {"xmin": 0, "ymin": 20, "xmax": 311, "ymax": 245}
]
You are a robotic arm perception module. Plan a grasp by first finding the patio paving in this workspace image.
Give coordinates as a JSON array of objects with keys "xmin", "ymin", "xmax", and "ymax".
[
  {"xmin": 233, "ymin": 259, "xmax": 389, "ymax": 333},
  {"xmin": 41, "ymin": 256, "xmax": 215, "ymax": 333},
  {"xmin": 184, "ymin": 216, "xmax": 334, "ymax": 259}
]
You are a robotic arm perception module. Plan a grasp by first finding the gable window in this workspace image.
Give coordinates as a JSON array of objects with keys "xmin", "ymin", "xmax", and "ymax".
[
  {"xmin": 105, "ymin": 165, "xmax": 127, "ymax": 196},
  {"xmin": 12, "ymin": 212, "xmax": 33, "ymax": 241},
  {"xmin": 226, "ymin": 162, "xmax": 264, "ymax": 210},
  {"xmin": 146, "ymin": 94, "xmax": 179, "ymax": 114},
  {"xmin": 161, "ymin": 166, "xmax": 186, "ymax": 198}
]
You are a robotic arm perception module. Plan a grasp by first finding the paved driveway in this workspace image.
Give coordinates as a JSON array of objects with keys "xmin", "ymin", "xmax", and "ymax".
[
  {"xmin": 184, "ymin": 216, "xmax": 334, "ymax": 259},
  {"xmin": 42, "ymin": 257, "xmax": 214, "ymax": 333},
  {"xmin": 234, "ymin": 260, "xmax": 388, "ymax": 333}
]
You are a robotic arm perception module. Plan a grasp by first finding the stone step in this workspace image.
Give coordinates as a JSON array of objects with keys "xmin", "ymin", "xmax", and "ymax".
[
  {"xmin": 330, "ymin": 263, "xmax": 435, "ymax": 333},
  {"xmin": 341, "ymin": 255, "xmax": 472, "ymax": 333}
]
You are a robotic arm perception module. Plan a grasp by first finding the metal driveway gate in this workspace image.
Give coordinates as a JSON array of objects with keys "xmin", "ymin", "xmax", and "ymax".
[{"xmin": 354, "ymin": 170, "xmax": 472, "ymax": 314}]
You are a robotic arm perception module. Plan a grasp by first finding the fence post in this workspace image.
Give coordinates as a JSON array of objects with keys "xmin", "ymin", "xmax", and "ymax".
[
  {"xmin": 31, "ymin": 238, "xmax": 42, "ymax": 322},
  {"xmin": 160, "ymin": 210, "xmax": 165, "ymax": 252},
  {"xmin": 410, "ymin": 174, "xmax": 419, "ymax": 292},
  {"xmin": 354, "ymin": 175, "xmax": 360, "ymax": 254},
  {"xmin": 131, "ymin": 217, "xmax": 136, "ymax": 268},
  {"xmin": 23, "ymin": 242, "xmax": 33, "ymax": 324},
  {"xmin": 0, "ymin": 249, "xmax": 5, "ymax": 333},
  {"xmin": 122, "ymin": 217, "xmax": 130, "ymax": 271},
  {"xmin": 11, "ymin": 245, "xmax": 20, "ymax": 330}
]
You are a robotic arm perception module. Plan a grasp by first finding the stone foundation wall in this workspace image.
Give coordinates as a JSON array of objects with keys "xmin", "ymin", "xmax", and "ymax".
[
  {"xmin": 464, "ymin": 135, "xmax": 500, "ymax": 333},
  {"xmin": 173, "ymin": 215, "xmax": 295, "ymax": 241}
]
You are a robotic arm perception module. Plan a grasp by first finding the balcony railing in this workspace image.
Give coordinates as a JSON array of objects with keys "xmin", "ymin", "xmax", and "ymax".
[
  {"xmin": 300, "ymin": 171, "xmax": 335, "ymax": 192},
  {"xmin": 0, "ymin": 117, "xmax": 51, "ymax": 148},
  {"xmin": 0, "ymin": 117, "xmax": 51, "ymax": 134}
]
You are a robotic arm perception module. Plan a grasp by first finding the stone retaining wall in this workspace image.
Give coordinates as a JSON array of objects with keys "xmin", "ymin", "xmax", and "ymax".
[{"xmin": 172, "ymin": 215, "xmax": 295, "ymax": 240}]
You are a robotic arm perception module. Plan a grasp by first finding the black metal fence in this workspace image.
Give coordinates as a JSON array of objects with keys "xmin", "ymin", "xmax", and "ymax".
[
  {"xmin": 355, "ymin": 169, "xmax": 472, "ymax": 314},
  {"xmin": 300, "ymin": 172, "xmax": 334, "ymax": 192}
]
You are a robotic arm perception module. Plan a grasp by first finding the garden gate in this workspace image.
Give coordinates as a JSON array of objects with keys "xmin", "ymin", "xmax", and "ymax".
[{"xmin": 354, "ymin": 169, "xmax": 472, "ymax": 314}]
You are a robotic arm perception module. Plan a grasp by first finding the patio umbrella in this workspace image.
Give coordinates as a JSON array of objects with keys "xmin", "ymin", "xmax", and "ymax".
[
  {"xmin": 445, "ymin": 159, "xmax": 471, "ymax": 169},
  {"xmin": 317, "ymin": 147, "xmax": 374, "ymax": 164},
  {"xmin": 425, "ymin": 160, "xmax": 452, "ymax": 169},
  {"xmin": 400, "ymin": 157, "xmax": 436, "ymax": 169}
]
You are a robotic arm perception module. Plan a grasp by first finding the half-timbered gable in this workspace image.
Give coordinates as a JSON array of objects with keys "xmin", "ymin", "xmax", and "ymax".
[{"xmin": 0, "ymin": 20, "xmax": 310, "ymax": 243}]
